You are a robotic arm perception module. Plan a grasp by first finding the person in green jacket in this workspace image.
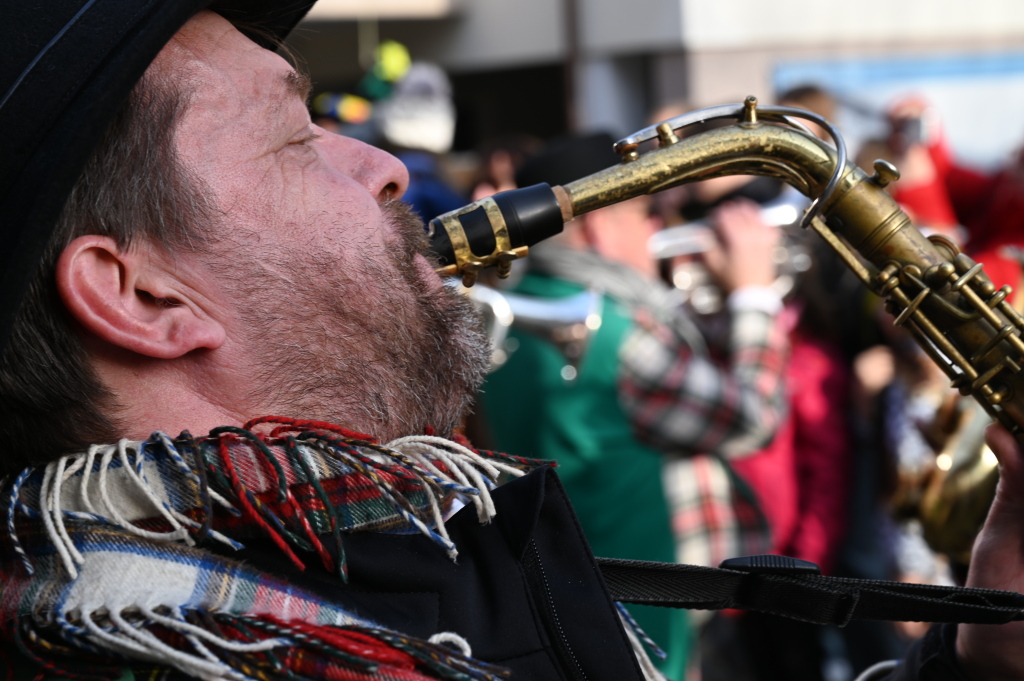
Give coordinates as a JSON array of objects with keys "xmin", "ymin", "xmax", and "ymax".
[{"xmin": 481, "ymin": 133, "xmax": 693, "ymax": 678}]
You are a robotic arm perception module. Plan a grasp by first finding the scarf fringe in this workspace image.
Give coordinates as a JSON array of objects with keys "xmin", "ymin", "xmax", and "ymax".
[
  {"xmin": 14, "ymin": 607, "xmax": 509, "ymax": 681},
  {"xmin": 7, "ymin": 417, "xmax": 549, "ymax": 582}
]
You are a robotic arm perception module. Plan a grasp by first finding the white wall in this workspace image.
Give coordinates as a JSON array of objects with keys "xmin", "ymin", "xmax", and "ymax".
[
  {"xmin": 680, "ymin": 0, "xmax": 1024, "ymax": 51},
  {"xmin": 425, "ymin": 0, "xmax": 564, "ymax": 70},
  {"xmin": 297, "ymin": 0, "xmax": 1024, "ymax": 76},
  {"xmin": 576, "ymin": 55, "xmax": 651, "ymax": 136},
  {"xmin": 578, "ymin": 0, "xmax": 683, "ymax": 54},
  {"xmin": 775, "ymin": 53, "xmax": 1024, "ymax": 169},
  {"xmin": 431, "ymin": 0, "xmax": 1024, "ymax": 65},
  {"xmin": 307, "ymin": 0, "xmax": 457, "ymax": 20}
]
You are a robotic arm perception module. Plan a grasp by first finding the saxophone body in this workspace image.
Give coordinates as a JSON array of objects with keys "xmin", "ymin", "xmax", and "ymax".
[{"xmin": 429, "ymin": 97, "xmax": 1024, "ymax": 443}]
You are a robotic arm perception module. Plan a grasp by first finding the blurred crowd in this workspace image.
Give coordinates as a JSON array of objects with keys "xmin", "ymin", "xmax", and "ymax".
[{"xmin": 317, "ymin": 48, "xmax": 1024, "ymax": 681}]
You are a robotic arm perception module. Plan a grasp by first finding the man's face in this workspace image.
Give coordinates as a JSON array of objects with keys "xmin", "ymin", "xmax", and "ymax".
[
  {"xmin": 158, "ymin": 12, "xmax": 488, "ymax": 439},
  {"xmin": 587, "ymin": 196, "xmax": 660, "ymax": 279}
]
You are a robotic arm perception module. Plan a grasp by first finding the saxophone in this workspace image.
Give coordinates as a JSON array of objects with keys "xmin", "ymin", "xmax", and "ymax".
[{"xmin": 428, "ymin": 96, "xmax": 1024, "ymax": 444}]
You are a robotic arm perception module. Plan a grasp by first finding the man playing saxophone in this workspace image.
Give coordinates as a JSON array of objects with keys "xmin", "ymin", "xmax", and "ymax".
[{"xmin": 3, "ymin": 2, "xmax": 1024, "ymax": 679}]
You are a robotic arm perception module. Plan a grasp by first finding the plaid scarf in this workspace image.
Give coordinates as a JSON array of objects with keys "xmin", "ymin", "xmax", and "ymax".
[{"xmin": 0, "ymin": 417, "xmax": 547, "ymax": 680}]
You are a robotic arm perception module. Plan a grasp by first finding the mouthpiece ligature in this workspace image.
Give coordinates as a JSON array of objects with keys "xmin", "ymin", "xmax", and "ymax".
[{"xmin": 427, "ymin": 183, "xmax": 571, "ymax": 287}]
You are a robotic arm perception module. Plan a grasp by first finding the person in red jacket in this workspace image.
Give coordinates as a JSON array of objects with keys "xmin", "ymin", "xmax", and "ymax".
[
  {"xmin": 886, "ymin": 96, "xmax": 1024, "ymax": 294},
  {"xmin": 701, "ymin": 246, "xmax": 853, "ymax": 681},
  {"xmin": 729, "ymin": 307, "xmax": 851, "ymax": 575}
]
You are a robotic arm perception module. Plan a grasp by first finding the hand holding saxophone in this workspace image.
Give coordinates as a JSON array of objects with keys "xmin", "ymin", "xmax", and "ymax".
[{"xmin": 957, "ymin": 424, "xmax": 1024, "ymax": 680}]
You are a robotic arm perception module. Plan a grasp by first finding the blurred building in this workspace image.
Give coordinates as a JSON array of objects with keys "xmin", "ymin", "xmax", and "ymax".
[{"xmin": 290, "ymin": 0, "xmax": 1024, "ymax": 165}]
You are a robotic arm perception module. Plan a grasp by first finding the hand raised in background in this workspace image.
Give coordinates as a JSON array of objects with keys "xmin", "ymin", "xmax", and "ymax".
[{"xmin": 701, "ymin": 199, "xmax": 781, "ymax": 293}]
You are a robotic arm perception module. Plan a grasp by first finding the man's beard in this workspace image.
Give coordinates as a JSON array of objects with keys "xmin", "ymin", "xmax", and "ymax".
[{"xmin": 234, "ymin": 201, "xmax": 489, "ymax": 441}]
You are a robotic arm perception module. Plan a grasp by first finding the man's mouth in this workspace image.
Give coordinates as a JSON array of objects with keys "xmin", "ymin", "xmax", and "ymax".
[{"xmin": 414, "ymin": 252, "xmax": 445, "ymax": 289}]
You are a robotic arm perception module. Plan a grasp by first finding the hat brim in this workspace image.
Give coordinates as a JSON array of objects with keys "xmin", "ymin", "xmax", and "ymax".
[{"xmin": 0, "ymin": 0, "xmax": 316, "ymax": 352}]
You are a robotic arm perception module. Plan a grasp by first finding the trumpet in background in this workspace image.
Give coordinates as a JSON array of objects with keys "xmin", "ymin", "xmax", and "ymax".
[{"xmin": 648, "ymin": 200, "xmax": 812, "ymax": 314}]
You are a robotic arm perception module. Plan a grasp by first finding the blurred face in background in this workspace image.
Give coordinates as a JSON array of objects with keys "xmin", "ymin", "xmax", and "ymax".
[{"xmin": 583, "ymin": 196, "xmax": 661, "ymax": 279}]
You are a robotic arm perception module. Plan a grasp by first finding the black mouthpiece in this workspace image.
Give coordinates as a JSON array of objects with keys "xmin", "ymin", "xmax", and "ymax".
[{"xmin": 427, "ymin": 183, "xmax": 565, "ymax": 270}]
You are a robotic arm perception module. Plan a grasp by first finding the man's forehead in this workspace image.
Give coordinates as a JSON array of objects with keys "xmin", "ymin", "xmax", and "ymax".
[{"xmin": 159, "ymin": 12, "xmax": 300, "ymax": 103}]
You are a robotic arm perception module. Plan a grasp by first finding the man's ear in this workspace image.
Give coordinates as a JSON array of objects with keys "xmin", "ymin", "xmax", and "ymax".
[{"xmin": 55, "ymin": 235, "xmax": 225, "ymax": 359}]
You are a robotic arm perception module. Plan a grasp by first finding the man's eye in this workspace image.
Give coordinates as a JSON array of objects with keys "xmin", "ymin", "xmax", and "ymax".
[
  {"xmin": 290, "ymin": 132, "xmax": 321, "ymax": 146},
  {"xmin": 287, "ymin": 124, "xmax": 321, "ymax": 146}
]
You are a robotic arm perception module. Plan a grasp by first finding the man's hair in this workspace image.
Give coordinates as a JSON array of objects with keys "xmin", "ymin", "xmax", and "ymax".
[
  {"xmin": 0, "ymin": 69, "xmax": 213, "ymax": 471},
  {"xmin": 778, "ymin": 84, "xmax": 836, "ymax": 123}
]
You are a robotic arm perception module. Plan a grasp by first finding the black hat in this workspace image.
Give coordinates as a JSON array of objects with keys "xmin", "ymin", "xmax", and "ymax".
[
  {"xmin": 0, "ymin": 0, "xmax": 316, "ymax": 352},
  {"xmin": 514, "ymin": 131, "xmax": 620, "ymax": 189}
]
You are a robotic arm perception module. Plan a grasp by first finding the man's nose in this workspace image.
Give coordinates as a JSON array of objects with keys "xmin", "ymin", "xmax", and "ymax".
[{"xmin": 329, "ymin": 135, "xmax": 410, "ymax": 201}]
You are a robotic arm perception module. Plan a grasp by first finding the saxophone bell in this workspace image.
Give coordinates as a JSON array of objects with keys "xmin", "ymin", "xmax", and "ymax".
[{"xmin": 919, "ymin": 399, "xmax": 999, "ymax": 567}]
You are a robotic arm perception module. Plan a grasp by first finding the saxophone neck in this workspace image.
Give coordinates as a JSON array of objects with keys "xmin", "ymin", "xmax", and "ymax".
[{"xmin": 565, "ymin": 122, "xmax": 837, "ymax": 217}]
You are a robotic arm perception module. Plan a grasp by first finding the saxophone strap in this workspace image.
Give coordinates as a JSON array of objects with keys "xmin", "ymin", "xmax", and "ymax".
[{"xmin": 598, "ymin": 555, "xmax": 1024, "ymax": 626}]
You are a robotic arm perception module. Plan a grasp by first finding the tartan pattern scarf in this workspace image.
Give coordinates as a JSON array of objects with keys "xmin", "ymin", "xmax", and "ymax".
[{"xmin": 0, "ymin": 417, "xmax": 547, "ymax": 681}]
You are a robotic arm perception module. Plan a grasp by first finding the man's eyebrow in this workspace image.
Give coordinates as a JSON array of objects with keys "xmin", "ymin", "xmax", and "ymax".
[{"xmin": 283, "ymin": 70, "xmax": 313, "ymax": 106}]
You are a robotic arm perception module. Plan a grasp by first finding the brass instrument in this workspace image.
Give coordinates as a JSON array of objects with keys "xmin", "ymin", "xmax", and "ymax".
[
  {"xmin": 919, "ymin": 399, "xmax": 999, "ymax": 565},
  {"xmin": 465, "ymin": 284, "xmax": 603, "ymax": 378},
  {"xmin": 890, "ymin": 388, "xmax": 998, "ymax": 567},
  {"xmin": 647, "ymin": 202, "xmax": 802, "ymax": 260},
  {"xmin": 428, "ymin": 96, "xmax": 1024, "ymax": 447},
  {"xmin": 648, "ymin": 199, "xmax": 812, "ymax": 315}
]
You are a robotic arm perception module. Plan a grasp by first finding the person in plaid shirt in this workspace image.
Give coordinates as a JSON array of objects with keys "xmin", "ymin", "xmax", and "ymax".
[{"xmin": 619, "ymin": 199, "xmax": 789, "ymax": 569}]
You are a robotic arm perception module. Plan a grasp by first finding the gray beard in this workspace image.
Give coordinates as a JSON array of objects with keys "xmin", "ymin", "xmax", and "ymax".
[{"xmin": 234, "ymin": 200, "xmax": 489, "ymax": 440}]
